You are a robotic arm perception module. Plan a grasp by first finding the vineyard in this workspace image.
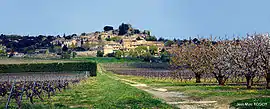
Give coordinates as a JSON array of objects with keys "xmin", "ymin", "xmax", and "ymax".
[
  {"xmin": 0, "ymin": 72, "xmax": 90, "ymax": 109},
  {"xmin": 0, "ymin": 62, "xmax": 97, "ymax": 109},
  {"xmin": 103, "ymin": 63, "xmax": 266, "ymax": 85}
]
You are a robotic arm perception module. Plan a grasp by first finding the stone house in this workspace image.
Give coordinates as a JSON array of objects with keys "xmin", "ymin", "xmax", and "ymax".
[
  {"xmin": 103, "ymin": 41, "xmax": 122, "ymax": 56},
  {"xmin": 121, "ymin": 38, "xmax": 164, "ymax": 52}
]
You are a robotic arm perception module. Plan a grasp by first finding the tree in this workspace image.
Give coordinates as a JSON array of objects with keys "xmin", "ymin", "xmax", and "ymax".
[
  {"xmin": 158, "ymin": 37, "xmax": 165, "ymax": 42},
  {"xmin": 136, "ymin": 37, "xmax": 142, "ymax": 40},
  {"xmin": 0, "ymin": 44, "xmax": 6, "ymax": 55},
  {"xmin": 110, "ymin": 36, "xmax": 122, "ymax": 42},
  {"xmin": 71, "ymin": 52, "xmax": 77, "ymax": 58},
  {"xmin": 71, "ymin": 34, "xmax": 77, "ymax": 37},
  {"xmin": 61, "ymin": 52, "xmax": 70, "ymax": 59},
  {"xmin": 149, "ymin": 45, "xmax": 158, "ymax": 55},
  {"xmin": 74, "ymin": 47, "xmax": 86, "ymax": 51},
  {"xmin": 64, "ymin": 35, "xmax": 72, "ymax": 39},
  {"xmin": 145, "ymin": 36, "xmax": 157, "ymax": 41},
  {"xmin": 128, "ymin": 49, "xmax": 138, "ymax": 58},
  {"xmin": 45, "ymin": 49, "xmax": 50, "ymax": 54},
  {"xmin": 82, "ymin": 42, "xmax": 91, "ymax": 50},
  {"xmin": 165, "ymin": 40, "xmax": 174, "ymax": 47},
  {"xmin": 160, "ymin": 50, "xmax": 170, "ymax": 62},
  {"xmin": 97, "ymin": 50, "xmax": 104, "ymax": 57},
  {"xmin": 81, "ymin": 33, "xmax": 86, "ymax": 36},
  {"xmin": 98, "ymin": 35, "xmax": 102, "ymax": 40},
  {"xmin": 115, "ymin": 50, "xmax": 122, "ymax": 59},
  {"xmin": 142, "ymin": 52, "xmax": 152, "ymax": 62},
  {"xmin": 133, "ymin": 29, "xmax": 140, "ymax": 34},
  {"xmin": 228, "ymin": 36, "xmax": 262, "ymax": 89},
  {"xmin": 135, "ymin": 46, "xmax": 148, "ymax": 57},
  {"xmin": 253, "ymin": 35, "xmax": 270, "ymax": 88},
  {"xmin": 118, "ymin": 23, "xmax": 132, "ymax": 35},
  {"xmin": 105, "ymin": 37, "xmax": 111, "ymax": 41},
  {"xmin": 104, "ymin": 26, "xmax": 114, "ymax": 31},
  {"xmin": 143, "ymin": 30, "xmax": 151, "ymax": 36},
  {"xmin": 70, "ymin": 43, "xmax": 76, "ymax": 50},
  {"xmin": 62, "ymin": 45, "xmax": 68, "ymax": 52},
  {"xmin": 170, "ymin": 40, "xmax": 213, "ymax": 83},
  {"xmin": 209, "ymin": 41, "xmax": 234, "ymax": 85},
  {"xmin": 192, "ymin": 38, "xmax": 200, "ymax": 44},
  {"xmin": 173, "ymin": 38, "xmax": 177, "ymax": 42},
  {"xmin": 54, "ymin": 46, "xmax": 62, "ymax": 54},
  {"xmin": 8, "ymin": 49, "xmax": 15, "ymax": 58}
]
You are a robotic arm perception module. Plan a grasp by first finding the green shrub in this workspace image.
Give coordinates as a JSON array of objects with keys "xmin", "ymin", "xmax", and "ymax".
[
  {"xmin": 0, "ymin": 62, "xmax": 97, "ymax": 76},
  {"xmin": 61, "ymin": 52, "xmax": 71, "ymax": 59},
  {"xmin": 97, "ymin": 50, "xmax": 104, "ymax": 57}
]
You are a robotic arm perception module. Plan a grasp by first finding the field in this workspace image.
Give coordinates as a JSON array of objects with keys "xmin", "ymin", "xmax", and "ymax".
[
  {"xmin": 0, "ymin": 58, "xmax": 174, "ymax": 109},
  {"xmin": 102, "ymin": 63, "xmax": 270, "ymax": 109},
  {"xmin": 0, "ymin": 72, "xmax": 174, "ymax": 109},
  {"xmin": 102, "ymin": 63, "xmax": 266, "ymax": 85},
  {"xmin": 1, "ymin": 57, "xmax": 270, "ymax": 109}
]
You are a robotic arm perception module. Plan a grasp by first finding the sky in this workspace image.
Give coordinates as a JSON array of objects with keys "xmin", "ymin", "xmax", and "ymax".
[{"xmin": 0, "ymin": 0, "xmax": 270, "ymax": 39}]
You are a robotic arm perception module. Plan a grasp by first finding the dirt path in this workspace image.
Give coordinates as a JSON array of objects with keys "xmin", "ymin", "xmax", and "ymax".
[{"xmin": 99, "ymin": 65, "xmax": 230, "ymax": 109}]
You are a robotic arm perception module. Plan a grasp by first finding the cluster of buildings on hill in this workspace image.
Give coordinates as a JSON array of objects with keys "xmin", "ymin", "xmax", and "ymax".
[
  {"xmin": 51, "ymin": 30, "xmax": 166, "ymax": 57},
  {"xmin": 0, "ymin": 23, "xmax": 179, "ymax": 58}
]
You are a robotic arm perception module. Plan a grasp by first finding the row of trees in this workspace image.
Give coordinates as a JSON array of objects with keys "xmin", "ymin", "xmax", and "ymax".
[
  {"xmin": 0, "ymin": 34, "xmax": 57, "ymax": 53},
  {"xmin": 170, "ymin": 34, "xmax": 270, "ymax": 89},
  {"xmin": 0, "ymin": 33, "xmax": 83, "ymax": 54}
]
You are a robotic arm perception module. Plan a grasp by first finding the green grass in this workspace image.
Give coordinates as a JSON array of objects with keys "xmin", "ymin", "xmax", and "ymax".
[
  {"xmin": 167, "ymin": 86, "xmax": 270, "ymax": 97},
  {"xmin": 1, "ymin": 72, "xmax": 174, "ymax": 109},
  {"xmin": 113, "ymin": 74, "xmax": 270, "ymax": 106},
  {"xmin": 115, "ymin": 74, "xmax": 197, "ymax": 87},
  {"xmin": 74, "ymin": 57, "xmax": 143, "ymax": 63}
]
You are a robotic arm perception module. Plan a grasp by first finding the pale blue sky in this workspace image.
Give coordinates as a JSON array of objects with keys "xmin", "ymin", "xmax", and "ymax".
[{"xmin": 0, "ymin": 0, "xmax": 270, "ymax": 39}]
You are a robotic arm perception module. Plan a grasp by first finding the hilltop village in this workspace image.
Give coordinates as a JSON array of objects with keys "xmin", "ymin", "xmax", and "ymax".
[
  {"xmin": 0, "ymin": 23, "xmax": 184, "ymax": 61},
  {"xmin": 52, "ymin": 23, "xmax": 166, "ymax": 57}
]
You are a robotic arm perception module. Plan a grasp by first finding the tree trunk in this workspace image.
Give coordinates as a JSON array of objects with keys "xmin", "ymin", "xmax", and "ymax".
[
  {"xmin": 213, "ymin": 72, "xmax": 226, "ymax": 85},
  {"xmin": 195, "ymin": 74, "xmax": 201, "ymax": 83},
  {"xmin": 217, "ymin": 76, "xmax": 226, "ymax": 85},
  {"xmin": 267, "ymin": 79, "xmax": 270, "ymax": 89},
  {"xmin": 245, "ymin": 75, "xmax": 252, "ymax": 89},
  {"xmin": 266, "ymin": 73, "xmax": 270, "ymax": 89},
  {"xmin": 251, "ymin": 77, "xmax": 254, "ymax": 86}
]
